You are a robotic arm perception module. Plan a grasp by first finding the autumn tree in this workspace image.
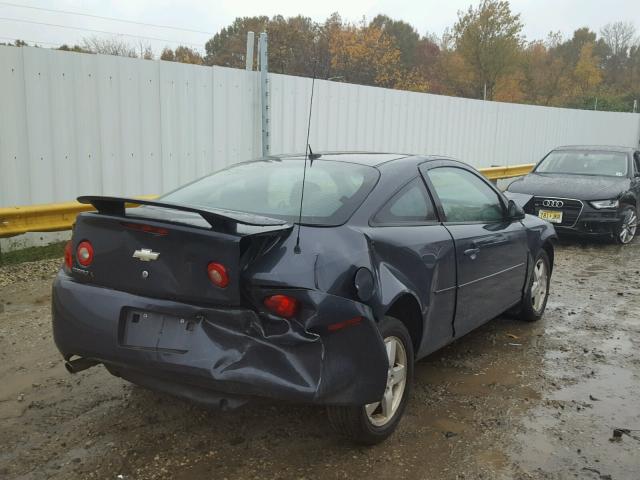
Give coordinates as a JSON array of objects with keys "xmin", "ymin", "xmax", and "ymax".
[
  {"xmin": 161, "ymin": 46, "xmax": 204, "ymax": 64},
  {"xmin": 572, "ymin": 42, "xmax": 602, "ymax": 95},
  {"xmin": 329, "ymin": 21, "xmax": 402, "ymax": 88},
  {"xmin": 520, "ymin": 34, "xmax": 572, "ymax": 106},
  {"xmin": 452, "ymin": 0, "xmax": 524, "ymax": 100}
]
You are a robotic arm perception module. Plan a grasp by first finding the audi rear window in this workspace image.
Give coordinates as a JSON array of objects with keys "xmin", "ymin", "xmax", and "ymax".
[{"xmin": 161, "ymin": 159, "xmax": 379, "ymax": 226}]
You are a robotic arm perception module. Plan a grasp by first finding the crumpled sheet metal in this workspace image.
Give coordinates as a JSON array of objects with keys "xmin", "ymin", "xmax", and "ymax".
[{"xmin": 52, "ymin": 272, "xmax": 388, "ymax": 407}]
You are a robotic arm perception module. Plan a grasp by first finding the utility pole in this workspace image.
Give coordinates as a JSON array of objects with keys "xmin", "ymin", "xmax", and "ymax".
[
  {"xmin": 483, "ymin": 83, "xmax": 487, "ymax": 101},
  {"xmin": 259, "ymin": 32, "xmax": 270, "ymax": 157},
  {"xmin": 634, "ymin": 99, "xmax": 638, "ymax": 113},
  {"xmin": 245, "ymin": 31, "xmax": 254, "ymax": 71},
  {"xmin": 594, "ymin": 97, "xmax": 598, "ymax": 111}
]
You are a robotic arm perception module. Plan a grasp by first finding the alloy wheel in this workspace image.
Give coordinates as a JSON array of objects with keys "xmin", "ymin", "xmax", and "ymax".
[
  {"xmin": 530, "ymin": 258, "xmax": 548, "ymax": 314},
  {"xmin": 619, "ymin": 210, "xmax": 637, "ymax": 244},
  {"xmin": 365, "ymin": 336, "xmax": 407, "ymax": 427}
]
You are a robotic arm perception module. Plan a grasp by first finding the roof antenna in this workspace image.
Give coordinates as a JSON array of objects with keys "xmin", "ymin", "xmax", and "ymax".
[{"xmin": 294, "ymin": 63, "xmax": 317, "ymax": 255}]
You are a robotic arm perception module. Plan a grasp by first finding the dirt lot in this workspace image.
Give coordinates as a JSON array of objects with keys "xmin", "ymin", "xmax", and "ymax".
[{"xmin": 1, "ymin": 240, "xmax": 639, "ymax": 480}]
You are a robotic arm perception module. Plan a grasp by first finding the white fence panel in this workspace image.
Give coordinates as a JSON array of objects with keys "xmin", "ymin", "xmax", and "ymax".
[
  {"xmin": 268, "ymin": 76, "xmax": 639, "ymax": 168},
  {"xmin": 0, "ymin": 47, "xmax": 262, "ymax": 208},
  {"xmin": 1, "ymin": 45, "xmax": 639, "ymax": 213}
]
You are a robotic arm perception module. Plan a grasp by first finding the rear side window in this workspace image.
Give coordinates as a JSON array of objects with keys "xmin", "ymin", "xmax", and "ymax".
[
  {"xmin": 634, "ymin": 151, "xmax": 640, "ymax": 175},
  {"xmin": 372, "ymin": 178, "xmax": 436, "ymax": 225},
  {"xmin": 428, "ymin": 167, "xmax": 504, "ymax": 223}
]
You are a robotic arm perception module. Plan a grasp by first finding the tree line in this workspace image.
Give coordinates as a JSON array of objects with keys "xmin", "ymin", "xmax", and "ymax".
[{"xmin": 2, "ymin": 0, "xmax": 638, "ymax": 112}]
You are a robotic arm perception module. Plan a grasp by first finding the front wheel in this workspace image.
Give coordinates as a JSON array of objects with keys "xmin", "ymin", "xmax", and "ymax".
[
  {"xmin": 615, "ymin": 205, "xmax": 637, "ymax": 245},
  {"xmin": 519, "ymin": 250, "xmax": 551, "ymax": 322},
  {"xmin": 327, "ymin": 316, "xmax": 414, "ymax": 445}
]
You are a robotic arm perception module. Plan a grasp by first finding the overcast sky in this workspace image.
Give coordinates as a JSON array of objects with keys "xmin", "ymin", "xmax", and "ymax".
[{"xmin": 0, "ymin": 0, "xmax": 638, "ymax": 55}]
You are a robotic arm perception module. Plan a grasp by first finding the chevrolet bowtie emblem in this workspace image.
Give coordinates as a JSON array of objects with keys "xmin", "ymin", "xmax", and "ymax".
[{"xmin": 132, "ymin": 248, "xmax": 160, "ymax": 262}]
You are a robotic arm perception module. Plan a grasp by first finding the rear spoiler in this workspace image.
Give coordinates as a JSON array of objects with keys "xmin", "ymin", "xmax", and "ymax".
[{"xmin": 77, "ymin": 196, "xmax": 290, "ymax": 233}]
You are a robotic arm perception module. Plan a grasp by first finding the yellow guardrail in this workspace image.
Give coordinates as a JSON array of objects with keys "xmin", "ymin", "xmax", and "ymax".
[
  {"xmin": 480, "ymin": 163, "xmax": 535, "ymax": 180},
  {"xmin": 0, "ymin": 195, "xmax": 159, "ymax": 238},
  {"xmin": 0, "ymin": 164, "xmax": 534, "ymax": 238}
]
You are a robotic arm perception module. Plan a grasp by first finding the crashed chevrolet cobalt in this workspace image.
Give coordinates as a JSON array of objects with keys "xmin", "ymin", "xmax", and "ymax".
[{"xmin": 53, "ymin": 153, "xmax": 556, "ymax": 444}]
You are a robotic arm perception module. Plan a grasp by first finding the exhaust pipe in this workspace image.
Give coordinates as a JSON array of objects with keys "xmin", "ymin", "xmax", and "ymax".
[{"xmin": 64, "ymin": 357, "xmax": 100, "ymax": 374}]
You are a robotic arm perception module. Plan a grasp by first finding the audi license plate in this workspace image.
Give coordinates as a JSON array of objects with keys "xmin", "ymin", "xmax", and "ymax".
[{"xmin": 538, "ymin": 209, "xmax": 563, "ymax": 224}]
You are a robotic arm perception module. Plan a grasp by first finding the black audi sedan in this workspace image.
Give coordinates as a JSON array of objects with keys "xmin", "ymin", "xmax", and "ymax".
[
  {"xmin": 53, "ymin": 153, "xmax": 556, "ymax": 444},
  {"xmin": 506, "ymin": 145, "xmax": 640, "ymax": 244}
]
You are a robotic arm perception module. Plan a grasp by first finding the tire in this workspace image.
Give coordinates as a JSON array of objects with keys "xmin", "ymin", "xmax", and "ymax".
[
  {"xmin": 614, "ymin": 205, "xmax": 637, "ymax": 245},
  {"xmin": 519, "ymin": 250, "xmax": 551, "ymax": 322},
  {"xmin": 326, "ymin": 316, "xmax": 414, "ymax": 445}
]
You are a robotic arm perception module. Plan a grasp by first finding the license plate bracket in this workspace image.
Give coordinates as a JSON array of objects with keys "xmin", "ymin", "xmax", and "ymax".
[
  {"xmin": 538, "ymin": 209, "xmax": 563, "ymax": 224},
  {"xmin": 122, "ymin": 309, "xmax": 195, "ymax": 352}
]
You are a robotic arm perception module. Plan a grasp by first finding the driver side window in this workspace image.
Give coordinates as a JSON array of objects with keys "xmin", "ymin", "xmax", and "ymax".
[{"xmin": 427, "ymin": 167, "xmax": 504, "ymax": 223}]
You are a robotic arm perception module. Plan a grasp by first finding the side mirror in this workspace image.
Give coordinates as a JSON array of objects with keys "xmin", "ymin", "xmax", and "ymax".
[{"xmin": 507, "ymin": 199, "xmax": 525, "ymax": 220}]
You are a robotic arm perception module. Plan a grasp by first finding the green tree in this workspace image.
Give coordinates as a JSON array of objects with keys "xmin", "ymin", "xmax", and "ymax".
[
  {"xmin": 370, "ymin": 15, "xmax": 421, "ymax": 68},
  {"xmin": 453, "ymin": 0, "xmax": 524, "ymax": 99},
  {"xmin": 204, "ymin": 16, "xmax": 269, "ymax": 67}
]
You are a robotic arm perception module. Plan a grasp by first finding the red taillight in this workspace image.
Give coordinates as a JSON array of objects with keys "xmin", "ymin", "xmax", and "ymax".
[
  {"xmin": 76, "ymin": 241, "xmax": 94, "ymax": 267},
  {"xmin": 263, "ymin": 294, "xmax": 298, "ymax": 318},
  {"xmin": 64, "ymin": 241, "xmax": 73, "ymax": 271},
  {"xmin": 207, "ymin": 262, "xmax": 229, "ymax": 288}
]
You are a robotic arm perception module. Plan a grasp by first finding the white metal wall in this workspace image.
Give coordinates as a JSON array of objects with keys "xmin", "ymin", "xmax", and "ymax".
[
  {"xmin": 0, "ymin": 46, "xmax": 261, "ymax": 207},
  {"xmin": 269, "ymin": 73, "xmax": 640, "ymax": 168},
  {"xmin": 1, "ymin": 45, "xmax": 640, "ymax": 210}
]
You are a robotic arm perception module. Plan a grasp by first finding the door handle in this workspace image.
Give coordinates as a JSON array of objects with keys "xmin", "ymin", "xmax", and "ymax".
[{"xmin": 464, "ymin": 247, "xmax": 480, "ymax": 259}]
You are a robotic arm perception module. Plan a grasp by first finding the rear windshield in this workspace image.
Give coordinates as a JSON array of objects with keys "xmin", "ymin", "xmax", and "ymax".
[
  {"xmin": 535, "ymin": 150, "xmax": 628, "ymax": 177},
  {"xmin": 161, "ymin": 159, "xmax": 379, "ymax": 226}
]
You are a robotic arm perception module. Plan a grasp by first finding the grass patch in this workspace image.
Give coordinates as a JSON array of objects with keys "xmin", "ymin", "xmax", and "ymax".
[{"xmin": 0, "ymin": 241, "xmax": 66, "ymax": 267}]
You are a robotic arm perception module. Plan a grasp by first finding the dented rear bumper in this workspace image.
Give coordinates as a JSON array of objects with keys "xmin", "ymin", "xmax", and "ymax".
[{"xmin": 52, "ymin": 271, "xmax": 387, "ymax": 407}]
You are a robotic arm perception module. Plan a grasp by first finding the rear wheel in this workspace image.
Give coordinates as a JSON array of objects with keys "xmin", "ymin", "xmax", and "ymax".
[
  {"xmin": 519, "ymin": 250, "xmax": 551, "ymax": 322},
  {"xmin": 615, "ymin": 205, "xmax": 637, "ymax": 245},
  {"xmin": 327, "ymin": 316, "xmax": 413, "ymax": 445}
]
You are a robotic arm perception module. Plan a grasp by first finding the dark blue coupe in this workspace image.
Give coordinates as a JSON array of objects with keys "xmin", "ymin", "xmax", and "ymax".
[{"xmin": 53, "ymin": 153, "xmax": 556, "ymax": 444}]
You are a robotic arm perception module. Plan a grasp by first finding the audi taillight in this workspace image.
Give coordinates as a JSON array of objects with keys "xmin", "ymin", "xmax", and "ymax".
[
  {"xmin": 263, "ymin": 294, "xmax": 298, "ymax": 318},
  {"xmin": 76, "ymin": 241, "xmax": 94, "ymax": 267},
  {"xmin": 64, "ymin": 241, "xmax": 73, "ymax": 271},
  {"xmin": 207, "ymin": 262, "xmax": 229, "ymax": 288}
]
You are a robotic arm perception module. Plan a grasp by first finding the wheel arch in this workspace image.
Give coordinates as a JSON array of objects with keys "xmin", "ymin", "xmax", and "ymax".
[
  {"xmin": 620, "ymin": 193, "xmax": 636, "ymax": 207},
  {"xmin": 541, "ymin": 239, "xmax": 555, "ymax": 274},
  {"xmin": 384, "ymin": 293, "xmax": 423, "ymax": 353}
]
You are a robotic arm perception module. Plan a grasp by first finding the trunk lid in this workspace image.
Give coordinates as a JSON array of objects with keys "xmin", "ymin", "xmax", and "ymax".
[{"xmin": 70, "ymin": 197, "xmax": 292, "ymax": 306}]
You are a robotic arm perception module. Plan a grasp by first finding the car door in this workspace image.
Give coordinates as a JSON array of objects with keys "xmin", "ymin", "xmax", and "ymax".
[
  {"xmin": 368, "ymin": 177, "xmax": 456, "ymax": 355},
  {"xmin": 420, "ymin": 161, "xmax": 528, "ymax": 338}
]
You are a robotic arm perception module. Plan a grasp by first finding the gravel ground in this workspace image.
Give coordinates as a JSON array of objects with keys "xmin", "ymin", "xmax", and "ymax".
[
  {"xmin": 0, "ymin": 258, "xmax": 61, "ymax": 288},
  {"xmin": 1, "ymin": 240, "xmax": 639, "ymax": 479}
]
